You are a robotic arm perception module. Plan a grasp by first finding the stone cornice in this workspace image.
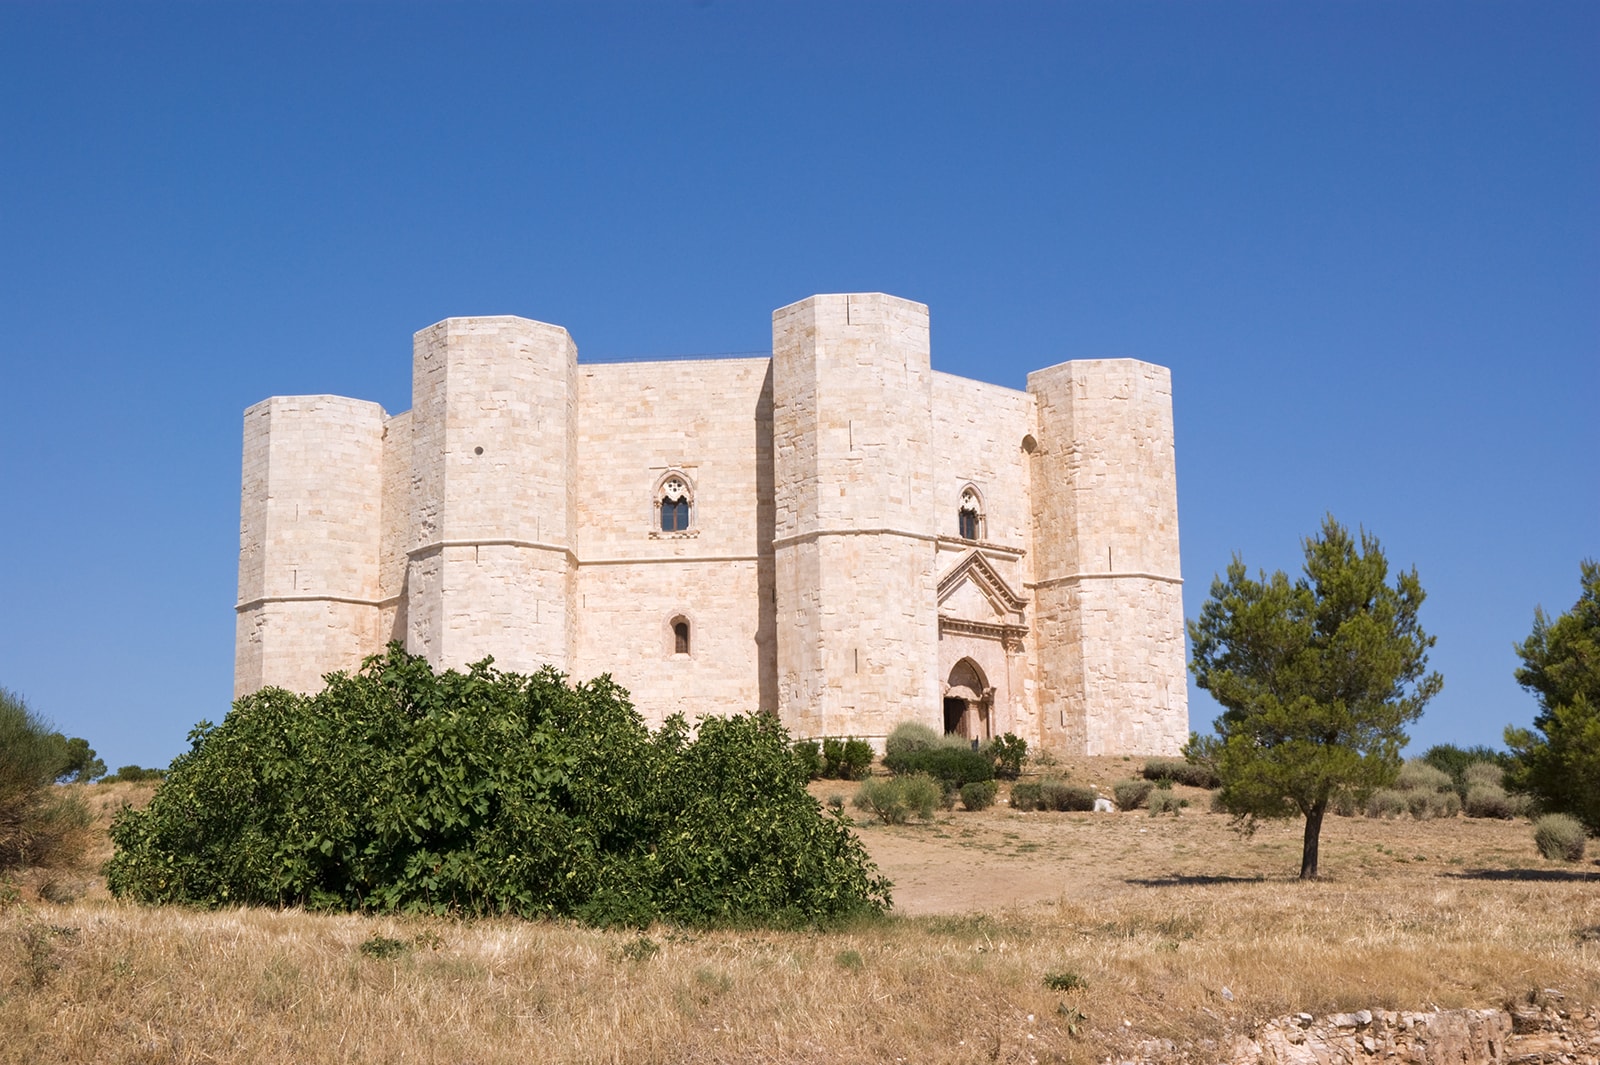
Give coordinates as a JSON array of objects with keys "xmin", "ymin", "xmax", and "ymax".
[
  {"xmin": 771, "ymin": 527, "xmax": 941, "ymax": 549},
  {"xmin": 1027, "ymin": 570, "xmax": 1183, "ymax": 590},
  {"xmin": 236, "ymin": 593, "xmax": 401, "ymax": 612}
]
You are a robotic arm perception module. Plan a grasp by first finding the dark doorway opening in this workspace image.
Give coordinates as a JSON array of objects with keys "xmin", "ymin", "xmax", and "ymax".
[{"xmin": 943, "ymin": 697, "xmax": 967, "ymax": 735}]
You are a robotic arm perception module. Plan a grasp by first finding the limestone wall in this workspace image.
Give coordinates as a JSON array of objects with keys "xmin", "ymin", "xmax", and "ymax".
[
  {"xmin": 929, "ymin": 372, "xmax": 1038, "ymax": 739},
  {"xmin": 234, "ymin": 395, "xmax": 387, "ymax": 697},
  {"xmin": 405, "ymin": 317, "xmax": 578, "ymax": 676},
  {"xmin": 1027, "ymin": 359, "xmax": 1187, "ymax": 755},
  {"xmin": 232, "ymin": 294, "xmax": 1190, "ymax": 759},
  {"xmin": 772, "ymin": 294, "xmax": 941, "ymax": 742},
  {"xmin": 572, "ymin": 358, "xmax": 776, "ymax": 724}
]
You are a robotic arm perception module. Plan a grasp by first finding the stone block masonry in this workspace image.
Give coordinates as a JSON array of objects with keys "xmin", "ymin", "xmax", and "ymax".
[{"xmin": 235, "ymin": 293, "xmax": 1188, "ymax": 756}]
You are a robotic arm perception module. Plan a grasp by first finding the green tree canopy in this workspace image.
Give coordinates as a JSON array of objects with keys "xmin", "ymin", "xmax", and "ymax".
[
  {"xmin": 53, "ymin": 735, "xmax": 106, "ymax": 783},
  {"xmin": 1186, "ymin": 516, "xmax": 1442, "ymax": 878},
  {"xmin": 1504, "ymin": 560, "xmax": 1600, "ymax": 833},
  {"xmin": 0, "ymin": 688, "xmax": 93, "ymax": 871}
]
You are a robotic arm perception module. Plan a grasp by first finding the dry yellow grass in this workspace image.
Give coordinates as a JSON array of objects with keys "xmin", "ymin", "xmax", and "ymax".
[{"xmin": 1, "ymin": 769, "xmax": 1595, "ymax": 1064}]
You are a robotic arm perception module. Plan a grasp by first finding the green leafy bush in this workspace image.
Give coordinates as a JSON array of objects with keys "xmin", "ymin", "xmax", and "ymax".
[
  {"xmin": 1009, "ymin": 781, "xmax": 1044, "ymax": 811},
  {"xmin": 0, "ymin": 688, "xmax": 93, "ymax": 873},
  {"xmin": 790, "ymin": 740, "xmax": 822, "ymax": 781},
  {"xmin": 107, "ymin": 647, "xmax": 891, "ymax": 927},
  {"xmin": 1532, "ymin": 813, "xmax": 1587, "ymax": 861},
  {"xmin": 852, "ymin": 775, "xmax": 940, "ymax": 825},
  {"xmin": 986, "ymin": 733, "xmax": 1028, "ymax": 780},
  {"xmin": 882, "ymin": 746, "xmax": 994, "ymax": 791},
  {"xmin": 960, "ymin": 780, "xmax": 998, "ymax": 811},
  {"xmin": 1112, "ymin": 779, "xmax": 1154, "ymax": 811},
  {"xmin": 1464, "ymin": 784, "xmax": 1516, "ymax": 819},
  {"xmin": 821, "ymin": 737, "xmax": 874, "ymax": 781},
  {"xmin": 1141, "ymin": 757, "xmax": 1220, "ymax": 789}
]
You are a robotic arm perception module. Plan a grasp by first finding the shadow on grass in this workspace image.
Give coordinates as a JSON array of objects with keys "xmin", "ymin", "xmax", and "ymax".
[
  {"xmin": 1447, "ymin": 867, "xmax": 1597, "ymax": 883},
  {"xmin": 1124, "ymin": 875, "xmax": 1268, "ymax": 887}
]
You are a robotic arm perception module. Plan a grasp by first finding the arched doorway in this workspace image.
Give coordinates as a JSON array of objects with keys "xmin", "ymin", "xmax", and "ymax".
[{"xmin": 943, "ymin": 658, "xmax": 992, "ymax": 743}]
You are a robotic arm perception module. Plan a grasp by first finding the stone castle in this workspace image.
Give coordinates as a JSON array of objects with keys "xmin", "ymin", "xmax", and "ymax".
[{"xmin": 235, "ymin": 293, "xmax": 1187, "ymax": 754}]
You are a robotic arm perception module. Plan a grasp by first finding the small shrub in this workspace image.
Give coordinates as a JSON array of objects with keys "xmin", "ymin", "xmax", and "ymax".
[
  {"xmin": 1365, "ymin": 789, "xmax": 1407, "ymax": 818},
  {"xmin": 791, "ymin": 740, "xmax": 822, "ymax": 781},
  {"xmin": 987, "ymin": 733, "xmax": 1028, "ymax": 780},
  {"xmin": 821, "ymin": 736, "xmax": 874, "ymax": 781},
  {"xmin": 834, "ymin": 949, "xmax": 864, "ymax": 971},
  {"xmin": 1148, "ymin": 790, "xmax": 1183, "ymax": 816},
  {"xmin": 1009, "ymin": 781, "xmax": 1043, "ymax": 811},
  {"xmin": 1464, "ymin": 784, "xmax": 1515, "ymax": 819},
  {"xmin": 1462, "ymin": 761, "xmax": 1504, "ymax": 791},
  {"xmin": 359, "ymin": 934, "xmax": 408, "ymax": 959},
  {"xmin": 1141, "ymin": 757, "xmax": 1220, "ymax": 789},
  {"xmin": 1331, "ymin": 790, "xmax": 1362, "ymax": 817},
  {"xmin": 883, "ymin": 746, "xmax": 995, "ymax": 790},
  {"xmin": 1043, "ymin": 970, "xmax": 1086, "ymax": 991},
  {"xmin": 618, "ymin": 935, "xmax": 660, "ymax": 962},
  {"xmin": 1396, "ymin": 760, "xmax": 1453, "ymax": 794},
  {"xmin": 960, "ymin": 780, "xmax": 998, "ymax": 811},
  {"xmin": 1422, "ymin": 743, "xmax": 1511, "ymax": 798},
  {"xmin": 826, "ymin": 793, "xmax": 844, "ymax": 811},
  {"xmin": 853, "ymin": 775, "xmax": 940, "ymax": 825},
  {"xmin": 1404, "ymin": 789, "xmax": 1460, "ymax": 820},
  {"xmin": 1040, "ymin": 779, "xmax": 1096, "ymax": 812},
  {"xmin": 884, "ymin": 721, "xmax": 942, "ymax": 758},
  {"xmin": 1532, "ymin": 813, "xmax": 1587, "ymax": 862},
  {"xmin": 1112, "ymin": 779, "xmax": 1154, "ymax": 811}
]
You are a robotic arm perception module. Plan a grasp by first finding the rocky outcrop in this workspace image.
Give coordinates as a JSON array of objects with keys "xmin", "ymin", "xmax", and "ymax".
[{"xmin": 1113, "ymin": 1003, "xmax": 1598, "ymax": 1065}]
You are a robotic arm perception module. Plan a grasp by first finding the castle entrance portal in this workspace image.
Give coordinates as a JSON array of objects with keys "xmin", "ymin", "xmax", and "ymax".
[{"xmin": 943, "ymin": 658, "xmax": 991, "ymax": 743}]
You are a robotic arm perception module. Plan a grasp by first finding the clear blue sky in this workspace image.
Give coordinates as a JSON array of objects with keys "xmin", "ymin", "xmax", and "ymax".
[{"xmin": 1, "ymin": 1, "xmax": 1594, "ymax": 770}]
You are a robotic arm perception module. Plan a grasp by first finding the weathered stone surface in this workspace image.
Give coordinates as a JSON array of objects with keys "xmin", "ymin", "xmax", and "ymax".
[{"xmin": 235, "ymin": 293, "xmax": 1189, "ymax": 754}]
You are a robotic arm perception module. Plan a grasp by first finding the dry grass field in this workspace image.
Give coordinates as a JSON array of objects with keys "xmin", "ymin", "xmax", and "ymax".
[{"xmin": 1, "ymin": 764, "xmax": 1596, "ymax": 1065}]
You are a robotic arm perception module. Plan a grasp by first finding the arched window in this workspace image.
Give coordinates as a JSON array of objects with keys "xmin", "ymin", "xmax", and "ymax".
[
  {"xmin": 656, "ymin": 473, "xmax": 693, "ymax": 533},
  {"xmin": 958, "ymin": 486, "xmax": 983, "ymax": 541},
  {"xmin": 672, "ymin": 617, "xmax": 691, "ymax": 655}
]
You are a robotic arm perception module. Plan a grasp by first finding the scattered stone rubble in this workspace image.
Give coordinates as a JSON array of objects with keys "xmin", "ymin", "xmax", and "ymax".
[{"xmin": 1112, "ymin": 1002, "xmax": 1598, "ymax": 1065}]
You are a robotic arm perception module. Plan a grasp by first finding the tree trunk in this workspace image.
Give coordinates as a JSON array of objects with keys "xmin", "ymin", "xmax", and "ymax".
[{"xmin": 1300, "ymin": 802, "xmax": 1326, "ymax": 879}]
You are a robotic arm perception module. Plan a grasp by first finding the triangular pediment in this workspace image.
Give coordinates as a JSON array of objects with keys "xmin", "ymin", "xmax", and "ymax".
[{"xmin": 936, "ymin": 551, "xmax": 1027, "ymax": 624}]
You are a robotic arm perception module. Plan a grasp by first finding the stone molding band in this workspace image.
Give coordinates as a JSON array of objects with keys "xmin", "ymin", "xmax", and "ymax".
[
  {"xmin": 772, "ymin": 527, "xmax": 943, "ymax": 549},
  {"xmin": 407, "ymin": 538, "xmax": 576, "ymax": 560},
  {"xmin": 238, "ymin": 556, "xmax": 1178, "ymax": 611},
  {"xmin": 1028, "ymin": 570, "xmax": 1184, "ymax": 590},
  {"xmin": 236, "ymin": 593, "xmax": 402, "ymax": 612}
]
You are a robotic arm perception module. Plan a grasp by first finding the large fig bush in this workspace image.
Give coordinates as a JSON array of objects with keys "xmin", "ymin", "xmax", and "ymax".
[{"xmin": 107, "ymin": 646, "xmax": 890, "ymax": 926}]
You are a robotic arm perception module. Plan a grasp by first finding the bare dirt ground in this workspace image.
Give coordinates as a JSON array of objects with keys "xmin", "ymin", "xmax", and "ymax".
[{"xmin": 813, "ymin": 757, "xmax": 1588, "ymax": 914}]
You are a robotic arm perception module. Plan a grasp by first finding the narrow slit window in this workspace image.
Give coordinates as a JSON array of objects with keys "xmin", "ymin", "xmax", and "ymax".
[{"xmin": 673, "ymin": 620, "xmax": 690, "ymax": 655}]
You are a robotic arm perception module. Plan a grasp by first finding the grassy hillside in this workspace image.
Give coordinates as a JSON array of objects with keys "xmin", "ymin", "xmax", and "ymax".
[{"xmin": 1, "ymin": 765, "xmax": 1594, "ymax": 1064}]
